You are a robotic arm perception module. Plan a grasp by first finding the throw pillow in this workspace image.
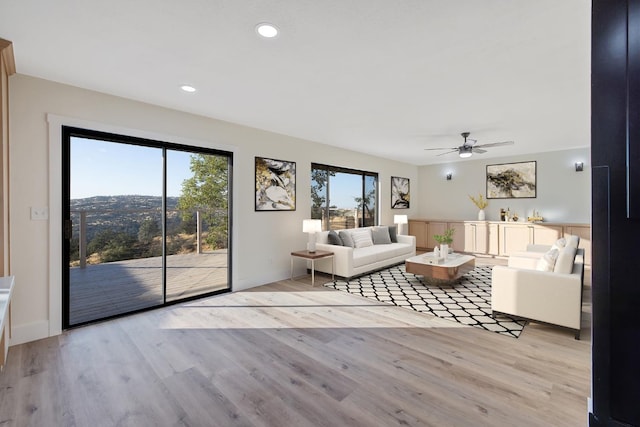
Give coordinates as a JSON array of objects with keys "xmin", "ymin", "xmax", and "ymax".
[
  {"xmin": 339, "ymin": 230, "xmax": 355, "ymax": 248},
  {"xmin": 372, "ymin": 226, "xmax": 392, "ymax": 245},
  {"xmin": 351, "ymin": 228, "xmax": 374, "ymax": 248},
  {"xmin": 551, "ymin": 237, "xmax": 566, "ymax": 252},
  {"xmin": 536, "ymin": 248, "xmax": 559, "ymax": 272},
  {"xmin": 388, "ymin": 225, "xmax": 398, "ymax": 243},
  {"xmin": 327, "ymin": 230, "xmax": 343, "ymax": 246}
]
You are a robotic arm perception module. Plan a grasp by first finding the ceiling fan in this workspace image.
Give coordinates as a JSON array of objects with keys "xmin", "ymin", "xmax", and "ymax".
[{"xmin": 424, "ymin": 132, "xmax": 514, "ymax": 158}]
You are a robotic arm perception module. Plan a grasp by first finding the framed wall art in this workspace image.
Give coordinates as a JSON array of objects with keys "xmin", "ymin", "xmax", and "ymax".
[
  {"xmin": 486, "ymin": 161, "xmax": 537, "ymax": 199},
  {"xmin": 391, "ymin": 176, "xmax": 410, "ymax": 208},
  {"xmin": 255, "ymin": 156, "xmax": 296, "ymax": 211}
]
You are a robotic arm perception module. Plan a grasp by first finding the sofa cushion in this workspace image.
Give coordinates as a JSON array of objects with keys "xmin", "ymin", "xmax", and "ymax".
[
  {"xmin": 352, "ymin": 228, "xmax": 374, "ymax": 248},
  {"xmin": 327, "ymin": 230, "xmax": 343, "ymax": 246},
  {"xmin": 536, "ymin": 248, "xmax": 559, "ymax": 271},
  {"xmin": 352, "ymin": 246, "xmax": 381, "ymax": 267},
  {"xmin": 566, "ymin": 235, "xmax": 580, "ymax": 249},
  {"xmin": 554, "ymin": 245, "xmax": 577, "ymax": 274},
  {"xmin": 388, "ymin": 225, "xmax": 398, "ymax": 243},
  {"xmin": 339, "ymin": 230, "xmax": 355, "ymax": 248},
  {"xmin": 372, "ymin": 226, "xmax": 392, "ymax": 245}
]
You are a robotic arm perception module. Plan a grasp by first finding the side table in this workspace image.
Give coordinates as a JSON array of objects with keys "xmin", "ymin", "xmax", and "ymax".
[{"xmin": 290, "ymin": 250, "xmax": 334, "ymax": 286}]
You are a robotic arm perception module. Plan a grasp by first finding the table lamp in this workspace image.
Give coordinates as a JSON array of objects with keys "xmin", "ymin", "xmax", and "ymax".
[
  {"xmin": 302, "ymin": 219, "xmax": 322, "ymax": 252},
  {"xmin": 394, "ymin": 214, "xmax": 408, "ymax": 235}
]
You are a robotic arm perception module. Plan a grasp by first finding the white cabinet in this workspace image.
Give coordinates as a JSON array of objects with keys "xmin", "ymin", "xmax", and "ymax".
[
  {"xmin": 408, "ymin": 219, "xmax": 589, "ymax": 264},
  {"xmin": 499, "ymin": 223, "xmax": 533, "ymax": 255},
  {"xmin": 464, "ymin": 222, "xmax": 488, "ymax": 254}
]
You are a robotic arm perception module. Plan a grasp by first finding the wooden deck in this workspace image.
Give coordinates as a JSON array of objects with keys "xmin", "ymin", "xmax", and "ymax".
[{"xmin": 69, "ymin": 251, "xmax": 228, "ymax": 325}]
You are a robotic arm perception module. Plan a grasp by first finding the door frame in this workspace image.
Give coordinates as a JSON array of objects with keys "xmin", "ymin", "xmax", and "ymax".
[{"xmin": 47, "ymin": 114, "xmax": 237, "ymax": 336}]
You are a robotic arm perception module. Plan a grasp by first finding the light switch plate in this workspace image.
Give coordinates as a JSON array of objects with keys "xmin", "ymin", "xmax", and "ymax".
[{"xmin": 30, "ymin": 207, "xmax": 49, "ymax": 220}]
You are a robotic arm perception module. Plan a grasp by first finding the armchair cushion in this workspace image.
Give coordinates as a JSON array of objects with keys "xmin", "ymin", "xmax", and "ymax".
[
  {"xmin": 554, "ymin": 245, "xmax": 577, "ymax": 274},
  {"xmin": 536, "ymin": 248, "xmax": 559, "ymax": 271}
]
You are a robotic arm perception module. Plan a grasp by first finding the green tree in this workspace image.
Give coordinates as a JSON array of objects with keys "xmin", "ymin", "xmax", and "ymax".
[
  {"xmin": 138, "ymin": 218, "xmax": 160, "ymax": 243},
  {"xmin": 177, "ymin": 154, "xmax": 229, "ymax": 249},
  {"xmin": 87, "ymin": 229, "xmax": 137, "ymax": 262}
]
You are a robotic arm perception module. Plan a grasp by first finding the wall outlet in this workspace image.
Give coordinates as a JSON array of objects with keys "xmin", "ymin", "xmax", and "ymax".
[{"xmin": 30, "ymin": 207, "xmax": 49, "ymax": 220}]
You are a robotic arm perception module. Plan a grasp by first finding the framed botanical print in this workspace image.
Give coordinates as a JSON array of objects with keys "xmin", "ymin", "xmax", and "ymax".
[
  {"xmin": 255, "ymin": 156, "xmax": 296, "ymax": 211},
  {"xmin": 391, "ymin": 176, "xmax": 410, "ymax": 208},
  {"xmin": 486, "ymin": 161, "xmax": 537, "ymax": 199}
]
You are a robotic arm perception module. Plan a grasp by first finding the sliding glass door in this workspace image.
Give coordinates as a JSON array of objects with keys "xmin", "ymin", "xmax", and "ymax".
[{"xmin": 62, "ymin": 127, "xmax": 231, "ymax": 327}]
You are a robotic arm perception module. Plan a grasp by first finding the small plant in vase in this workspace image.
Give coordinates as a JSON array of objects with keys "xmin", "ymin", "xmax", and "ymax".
[
  {"xmin": 433, "ymin": 228, "xmax": 455, "ymax": 258},
  {"xmin": 469, "ymin": 193, "xmax": 489, "ymax": 221}
]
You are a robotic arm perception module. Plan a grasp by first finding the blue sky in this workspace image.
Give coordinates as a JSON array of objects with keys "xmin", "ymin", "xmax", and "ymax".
[
  {"xmin": 71, "ymin": 136, "xmax": 367, "ymax": 208},
  {"xmin": 70, "ymin": 137, "xmax": 193, "ymax": 199}
]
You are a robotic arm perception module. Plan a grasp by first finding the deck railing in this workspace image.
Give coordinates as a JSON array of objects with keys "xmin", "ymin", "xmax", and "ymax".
[{"xmin": 70, "ymin": 208, "xmax": 212, "ymax": 269}]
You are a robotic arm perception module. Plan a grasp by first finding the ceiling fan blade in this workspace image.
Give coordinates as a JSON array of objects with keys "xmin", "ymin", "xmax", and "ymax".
[
  {"xmin": 474, "ymin": 141, "xmax": 514, "ymax": 149},
  {"xmin": 436, "ymin": 149, "xmax": 458, "ymax": 156},
  {"xmin": 472, "ymin": 148, "xmax": 487, "ymax": 154},
  {"xmin": 466, "ymin": 138, "xmax": 478, "ymax": 146},
  {"xmin": 423, "ymin": 147, "xmax": 457, "ymax": 151}
]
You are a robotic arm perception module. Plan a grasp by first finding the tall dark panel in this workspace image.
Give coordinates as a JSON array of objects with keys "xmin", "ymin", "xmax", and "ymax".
[{"xmin": 591, "ymin": 0, "xmax": 640, "ymax": 425}]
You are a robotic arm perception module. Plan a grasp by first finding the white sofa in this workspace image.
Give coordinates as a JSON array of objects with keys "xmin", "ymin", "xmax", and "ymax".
[
  {"xmin": 491, "ymin": 235, "xmax": 585, "ymax": 339},
  {"xmin": 312, "ymin": 226, "xmax": 416, "ymax": 278}
]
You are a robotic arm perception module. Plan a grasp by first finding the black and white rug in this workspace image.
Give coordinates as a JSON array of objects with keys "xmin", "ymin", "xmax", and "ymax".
[{"xmin": 323, "ymin": 264, "xmax": 527, "ymax": 338}]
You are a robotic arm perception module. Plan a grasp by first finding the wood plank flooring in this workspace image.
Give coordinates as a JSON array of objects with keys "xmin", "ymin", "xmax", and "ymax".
[{"xmin": 0, "ymin": 259, "xmax": 591, "ymax": 426}]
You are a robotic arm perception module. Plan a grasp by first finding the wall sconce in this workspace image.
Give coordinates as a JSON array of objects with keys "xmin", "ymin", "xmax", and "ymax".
[
  {"xmin": 446, "ymin": 173, "xmax": 452, "ymax": 180},
  {"xmin": 302, "ymin": 219, "xmax": 322, "ymax": 252},
  {"xmin": 394, "ymin": 214, "xmax": 408, "ymax": 235},
  {"xmin": 575, "ymin": 162, "xmax": 584, "ymax": 172}
]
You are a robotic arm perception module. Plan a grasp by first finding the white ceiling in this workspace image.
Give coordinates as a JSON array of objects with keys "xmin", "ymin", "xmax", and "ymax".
[{"xmin": 0, "ymin": 0, "xmax": 591, "ymax": 165}]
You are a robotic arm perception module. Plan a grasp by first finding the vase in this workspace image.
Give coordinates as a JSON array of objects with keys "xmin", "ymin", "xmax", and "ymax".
[
  {"xmin": 440, "ymin": 244, "xmax": 449, "ymax": 260},
  {"xmin": 478, "ymin": 209, "xmax": 486, "ymax": 221}
]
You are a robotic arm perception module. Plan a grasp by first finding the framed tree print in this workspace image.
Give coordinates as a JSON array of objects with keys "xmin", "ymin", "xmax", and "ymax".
[
  {"xmin": 391, "ymin": 176, "xmax": 410, "ymax": 208},
  {"xmin": 255, "ymin": 156, "xmax": 296, "ymax": 211}
]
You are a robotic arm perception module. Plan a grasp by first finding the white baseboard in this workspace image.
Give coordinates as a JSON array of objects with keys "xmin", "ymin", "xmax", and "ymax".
[{"xmin": 10, "ymin": 320, "xmax": 52, "ymax": 346}]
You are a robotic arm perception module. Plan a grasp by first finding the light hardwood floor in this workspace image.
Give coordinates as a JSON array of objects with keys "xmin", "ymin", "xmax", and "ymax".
[{"xmin": 0, "ymin": 259, "xmax": 591, "ymax": 426}]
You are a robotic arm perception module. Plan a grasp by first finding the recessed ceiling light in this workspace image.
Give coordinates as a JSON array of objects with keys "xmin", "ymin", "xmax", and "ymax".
[
  {"xmin": 180, "ymin": 85, "xmax": 196, "ymax": 93},
  {"xmin": 256, "ymin": 23, "xmax": 279, "ymax": 38}
]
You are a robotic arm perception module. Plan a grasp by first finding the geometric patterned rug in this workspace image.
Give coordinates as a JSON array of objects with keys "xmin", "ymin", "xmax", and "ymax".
[{"xmin": 323, "ymin": 264, "xmax": 527, "ymax": 338}]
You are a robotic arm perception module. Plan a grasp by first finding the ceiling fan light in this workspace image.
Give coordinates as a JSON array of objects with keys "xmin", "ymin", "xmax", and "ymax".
[{"xmin": 459, "ymin": 146, "xmax": 473, "ymax": 158}]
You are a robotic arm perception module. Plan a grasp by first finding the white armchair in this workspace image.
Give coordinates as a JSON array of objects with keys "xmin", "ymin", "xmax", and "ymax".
[{"xmin": 491, "ymin": 246, "xmax": 585, "ymax": 339}]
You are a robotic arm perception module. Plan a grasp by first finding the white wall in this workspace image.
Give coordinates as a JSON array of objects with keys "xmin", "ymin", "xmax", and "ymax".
[
  {"xmin": 9, "ymin": 74, "xmax": 419, "ymax": 344},
  {"xmin": 417, "ymin": 148, "xmax": 591, "ymax": 223}
]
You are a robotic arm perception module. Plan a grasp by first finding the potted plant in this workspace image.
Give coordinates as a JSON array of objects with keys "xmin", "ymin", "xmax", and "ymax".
[
  {"xmin": 433, "ymin": 228, "xmax": 455, "ymax": 257},
  {"xmin": 468, "ymin": 193, "xmax": 489, "ymax": 220}
]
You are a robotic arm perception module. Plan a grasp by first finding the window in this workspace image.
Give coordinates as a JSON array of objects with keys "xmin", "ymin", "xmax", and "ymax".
[{"xmin": 311, "ymin": 163, "xmax": 378, "ymax": 230}]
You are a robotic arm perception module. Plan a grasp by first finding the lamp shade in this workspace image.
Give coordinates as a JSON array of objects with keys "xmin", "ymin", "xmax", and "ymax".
[
  {"xmin": 302, "ymin": 219, "xmax": 322, "ymax": 233},
  {"xmin": 393, "ymin": 215, "xmax": 408, "ymax": 224}
]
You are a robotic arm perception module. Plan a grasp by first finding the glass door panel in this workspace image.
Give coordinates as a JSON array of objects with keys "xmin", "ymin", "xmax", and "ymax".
[
  {"xmin": 68, "ymin": 137, "xmax": 163, "ymax": 326},
  {"xmin": 363, "ymin": 174, "xmax": 377, "ymax": 227},
  {"xmin": 329, "ymin": 172, "xmax": 361, "ymax": 230},
  {"xmin": 165, "ymin": 151, "xmax": 230, "ymax": 302}
]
